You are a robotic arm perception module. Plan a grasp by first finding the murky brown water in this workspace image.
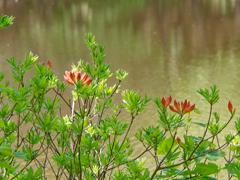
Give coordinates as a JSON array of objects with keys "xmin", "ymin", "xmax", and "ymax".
[{"xmin": 1, "ymin": 0, "xmax": 240, "ymax": 179}]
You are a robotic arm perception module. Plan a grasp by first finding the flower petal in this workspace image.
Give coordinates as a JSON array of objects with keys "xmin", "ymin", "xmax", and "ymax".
[
  {"xmin": 70, "ymin": 71, "xmax": 76, "ymax": 82},
  {"xmin": 161, "ymin": 97, "xmax": 166, "ymax": 108},
  {"xmin": 169, "ymin": 105, "xmax": 180, "ymax": 114},
  {"xmin": 174, "ymin": 100, "xmax": 180, "ymax": 112},
  {"xmin": 65, "ymin": 71, "xmax": 70, "ymax": 77},
  {"xmin": 165, "ymin": 95, "xmax": 172, "ymax": 107},
  {"xmin": 76, "ymin": 72, "xmax": 81, "ymax": 81},
  {"xmin": 81, "ymin": 73, "xmax": 88, "ymax": 81},
  {"xmin": 182, "ymin": 99, "xmax": 187, "ymax": 113},
  {"xmin": 82, "ymin": 77, "xmax": 92, "ymax": 86},
  {"xmin": 71, "ymin": 68, "xmax": 78, "ymax": 74},
  {"xmin": 64, "ymin": 75, "xmax": 75, "ymax": 85},
  {"xmin": 185, "ymin": 104, "xmax": 195, "ymax": 114}
]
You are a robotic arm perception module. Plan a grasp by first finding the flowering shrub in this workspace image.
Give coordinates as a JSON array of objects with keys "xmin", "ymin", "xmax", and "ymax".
[{"xmin": 1, "ymin": 15, "xmax": 240, "ymax": 180}]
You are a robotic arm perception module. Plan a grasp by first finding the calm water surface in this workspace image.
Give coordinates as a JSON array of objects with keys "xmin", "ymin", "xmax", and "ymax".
[{"xmin": 1, "ymin": 0, "xmax": 240, "ymax": 179}]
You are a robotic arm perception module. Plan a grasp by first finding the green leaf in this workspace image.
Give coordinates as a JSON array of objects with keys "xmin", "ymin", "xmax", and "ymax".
[
  {"xmin": 157, "ymin": 137, "xmax": 177, "ymax": 155},
  {"xmin": 193, "ymin": 121, "xmax": 206, "ymax": 127},
  {"xmin": 13, "ymin": 152, "xmax": 28, "ymax": 160},
  {"xmin": 0, "ymin": 120, "xmax": 6, "ymax": 128},
  {"xmin": 224, "ymin": 161, "xmax": 240, "ymax": 178},
  {"xmin": 230, "ymin": 145, "xmax": 240, "ymax": 152},
  {"xmin": 195, "ymin": 163, "xmax": 219, "ymax": 175},
  {"xmin": 0, "ymin": 149, "xmax": 15, "ymax": 157},
  {"xmin": 193, "ymin": 107, "xmax": 201, "ymax": 114},
  {"xmin": 0, "ymin": 162, "xmax": 15, "ymax": 172},
  {"xmin": 155, "ymin": 169, "xmax": 182, "ymax": 178},
  {"xmin": 34, "ymin": 166, "xmax": 43, "ymax": 179},
  {"xmin": 39, "ymin": 77, "xmax": 47, "ymax": 88},
  {"xmin": 234, "ymin": 154, "xmax": 240, "ymax": 160},
  {"xmin": 182, "ymin": 163, "xmax": 219, "ymax": 176},
  {"xmin": 205, "ymin": 151, "xmax": 225, "ymax": 161}
]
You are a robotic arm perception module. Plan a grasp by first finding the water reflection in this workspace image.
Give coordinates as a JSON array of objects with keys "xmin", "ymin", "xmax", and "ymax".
[{"xmin": 1, "ymin": 0, "xmax": 240, "ymax": 178}]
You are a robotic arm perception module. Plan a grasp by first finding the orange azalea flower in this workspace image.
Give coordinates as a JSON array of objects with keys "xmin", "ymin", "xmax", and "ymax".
[
  {"xmin": 161, "ymin": 95, "xmax": 172, "ymax": 108},
  {"xmin": 63, "ymin": 68, "xmax": 92, "ymax": 86},
  {"xmin": 169, "ymin": 99, "xmax": 195, "ymax": 115},
  {"xmin": 228, "ymin": 101, "xmax": 233, "ymax": 114},
  {"xmin": 42, "ymin": 60, "xmax": 52, "ymax": 70}
]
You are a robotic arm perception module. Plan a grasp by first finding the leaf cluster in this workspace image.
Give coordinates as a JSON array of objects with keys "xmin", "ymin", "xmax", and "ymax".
[{"xmin": 0, "ymin": 15, "xmax": 14, "ymax": 29}]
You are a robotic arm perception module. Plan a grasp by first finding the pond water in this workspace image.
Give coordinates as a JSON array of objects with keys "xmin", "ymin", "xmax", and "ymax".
[{"xmin": 1, "ymin": 0, "xmax": 240, "ymax": 179}]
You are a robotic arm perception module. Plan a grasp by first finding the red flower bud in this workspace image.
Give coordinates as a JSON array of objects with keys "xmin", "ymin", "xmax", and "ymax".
[
  {"xmin": 47, "ymin": 60, "xmax": 52, "ymax": 70},
  {"xmin": 228, "ymin": 101, "xmax": 233, "ymax": 114},
  {"xmin": 161, "ymin": 95, "xmax": 172, "ymax": 108},
  {"xmin": 42, "ymin": 61, "xmax": 52, "ymax": 70},
  {"xmin": 177, "ymin": 137, "xmax": 184, "ymax": 148},
  {"xmin": 177, "ymin": 137, "xmax": 181, "ymax": 144}
]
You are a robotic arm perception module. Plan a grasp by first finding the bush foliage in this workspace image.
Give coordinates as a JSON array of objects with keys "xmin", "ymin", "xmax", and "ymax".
[{"xmin": 1, "ymin": 14, "xmax": 240, "ymax": 180}]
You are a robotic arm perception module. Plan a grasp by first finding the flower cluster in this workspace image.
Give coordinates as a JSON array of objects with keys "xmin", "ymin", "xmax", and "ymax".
[
  {"xmin": 161, "ymin": 96, "xmax": 195, "ymax": 115},
  {"xmin": 169, "ymin": 99, "xmax": 195, "ymax": 115},
  {"xmin": 64, "ymin": 68, "xmax": 92, "ymax": 86},
  {"xmin": 162, "ymin": 96, "xmax": 233, "ymax": 116}
]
